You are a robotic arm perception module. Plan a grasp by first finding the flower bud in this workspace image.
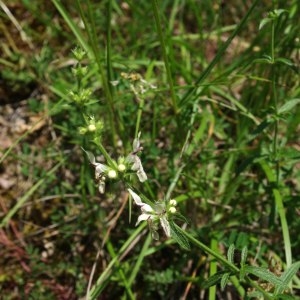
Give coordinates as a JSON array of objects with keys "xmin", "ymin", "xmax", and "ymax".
[
  {"xmin": 79, "ymin": 127, "xmax": 87, "ymax": 135},
  {"xmin": 118, "ymin": 164, "xmax": 126, "ymax": 172},
  {"xmin": 107, "ymin": 169, "xmax": 117, "ymax": 179},
  {"xmin": 88, "ymin": 124, "xmax": 96, "ymax": 132},
  {"xmin": 169, "ymin": 206, "xmax": 176, "ymax": 214},
  {"xmin": 169, "ymin": 199, "xmax": 177, "ymax": 206}
]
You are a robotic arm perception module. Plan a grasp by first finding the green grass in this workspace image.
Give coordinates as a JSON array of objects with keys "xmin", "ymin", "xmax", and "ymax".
[{"xmin": 0, "ymin": 0, "xmax": 299, "ymax": 299}]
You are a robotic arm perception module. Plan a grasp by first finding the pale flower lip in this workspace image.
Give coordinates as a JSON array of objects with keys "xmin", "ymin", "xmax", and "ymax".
[
  {"xmin": 127, "ymin": 189, "xmax": 153, "ymax": 213},
  {"xmin": 126, "ymin": 133, "xmax": 147, "ymax": 182},
  {"xmin": 159, "ymin": 216, "xmax": 171, "ymax": 237},
  {"xmin": 127, "ymin": 189, "xmax": 171, "ymax": 238},
  {"xmin": 129, "ymin": 155, "xmax": 147, "ymax": 182},
  {"xmin": 128, "ymin": 189, "xmax": 153, "ymax": 226},
  {"xmin": 82, "ymin": 148, "xmax": 110, "ymax": 194},
  {"xmin": 83, "ymin": 149, "xmax": 108, "ymax": 177}
]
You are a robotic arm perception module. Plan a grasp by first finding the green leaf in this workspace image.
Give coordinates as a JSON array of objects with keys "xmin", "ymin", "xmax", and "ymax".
[
  {"xmin": 244, "ymin": 266, "xmax": 284, "ymax": 288},
  {"xmin": 268, "ymin": 9, "xmax": 288, "ymax": 19},
  {"xmin": 240, "ymin": 246, "xmax": 248, "ymax": 267},
  {"xmin": 239, "ymin": 265, "xmax": 247, "ymax": 281},
  {"xmin": 227, "ymin": 244, "xmax": 235, "ymax": 264},
  {"xmin": 275, "ymin": 57, "xmax": 294, "ymax": 67},
  {"xmin": 248, "ymin": 118, "xmax": 274, "ymax": 141},
  {"xmin": 220, "ymin": 273, "xmax": 230, "ymax": 291},
  {"xmin": 170, "ymin": 222, "xmax": 191, "ymax": 251},
  {"xmin": 202, "ymin": 271, "xmax": 228, "ymax": 289},
  {"xmin": 275, "ymin": 261, "xmax": 300, "ymax": 294},
  {"xmin": 277, "ymin": 147, "xmax": 300, "ymax": 161},
  {"xmin": 173, "ymin": 212, "xmax": 190, "ymax": 224},
  {"xmin": 278, "ymin": 98, "xmax": 300, "ymax": 115},
  {"xmin": 236, "ymin": 232, "xmax": 250, "ymax": 249},
  {"xmin": 179, "ymin": 0, "xmax": 260, "ymax": 108},
  {"xmin": 259, "ymin": 17, "xmax": 272, "ymax": 30},
  {"xmin": 253, "ymin": 57, "xmax": 273, "ymax": 64}
]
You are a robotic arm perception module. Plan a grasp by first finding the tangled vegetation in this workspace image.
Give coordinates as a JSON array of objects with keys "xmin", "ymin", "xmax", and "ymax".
[{"xmin": 0, "ymin": 1, "xmax": 299, "ymax": 299}]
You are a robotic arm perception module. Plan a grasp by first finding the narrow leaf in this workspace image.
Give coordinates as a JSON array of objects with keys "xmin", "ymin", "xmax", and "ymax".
[
  {"xmin": 244, "ymin": 266, "xmax": 283, "ymax": 288},
  {"xmin": 239, "ymin": 265, "xmax": 247, "ymax": 281},
  {"xmin": 170, "ymin": 222, "xmax": 190, "ymax": 251},
  {"xmin": 259, "ymin": 17, "xmax": 271, "ymax": 30},
  {"xmin": 249, "ymin": 118, "xmax": 273, "ymax": 139},
  {"xmin": 240, "ymin": 246, "xmax": 248, "ymax": 267},
  {"xmin": 221, "ymin": 273, "xmax": 230, "ymax": 291},
  {"xmin": 278, "ymin": 98, "xmax": 300, "ymax": 115},
  {"xmin": 227, "ymin": 244, "xmax": 235, "ymax": 264},
  {"xmin": 275, "ymin": 261, "xmax": 300, "ymax": 294},
  {"xmin": 202, "ymin": 271, "xmax": 228, "ymax": 289},
  {"xmin": 275, "ymin": 57, "xmax": 294, "ymax": 67}
]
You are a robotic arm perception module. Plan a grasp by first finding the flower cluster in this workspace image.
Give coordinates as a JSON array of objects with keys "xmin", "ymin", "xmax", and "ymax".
[
  {"xmin": 126, "ymin": 132, "xmax": 147, "ymax": 182},
  {"xmin": 111, "ymin": 72, "xmax": 156, "ymax": 96},
  {"xmin": 72, "ymin": 61, "xmax": 180, "ymax": 241},
  {"xmin": 79, "ymin": 116, "xmax": 103, "ymax": 135},
  {"xmin": 128, "ymin": 189, "xmax": 177, "ymax": 240},
  {"xmin": 84, "ymin": 131, "xmax": 179, "ymax": 240},
  {"xmin": 84, "ymin": 133, "xmax": 147, "ymax": 193}
]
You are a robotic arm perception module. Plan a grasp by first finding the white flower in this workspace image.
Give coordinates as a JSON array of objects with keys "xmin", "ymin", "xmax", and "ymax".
[
  {"xmin": 126, "ymin": 132, "xmax": 147, "ymax": 182},
  {"xmin": 110, "ymin": 80, "xmax": 120, "ymax": 86},
  {"xmin": 169, "ymin": 199, "xmax": 177, "ymax": 206},
  {"xmin": 88, "ymin": 124, "xmax": 96, "ymax": 132},
  {"xmin": 107, "ymin": 169, "xmax": 117, "ymax": 179},
  {"xmin": 83, "ymin": 149, "xmax": 116, "ymax": 194},
  {"xmin": 117, "ymin": 163, "xmax": 126, "ymax": 172},
  {"xmin": 128, "ymin": 189, "xmax": 171, "ymax": 238},
  {"xmin": 169, "ymin": 206, "xmax": 176, "ymax": 214}
]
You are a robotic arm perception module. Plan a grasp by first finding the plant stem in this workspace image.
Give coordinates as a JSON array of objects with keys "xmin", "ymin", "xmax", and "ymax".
[
  {"xmin": 76, "ymin": 0, "xmax": 118, "ymax": 147},
  {"xmin": 151, "ymin": 0, "xmax": 178, "ymax": 115},
  {"xmin": 97, "ymin": 142, "xmax": 117, "ymax": 169},
  {"xmin": 175, "ymin": 225, "xmax": 239, "ymax": 272},
  {"xmin": 175, "ymin": 225, "xmax": 273, "ymax": 299},
  {"xmin": 106, "ymin": 240, "xmax": 135, "ymax": 300},
  {"xmin": 179, "ymin": 0, "xmax": 259, "ymax": 108},
  {"xmin": 135, "ymin": 96, "xmax": 145, "ymax": 139},
  {"xmin": 269, "ymin": 16, "xmax": 292, "ymax": 269},
  {"xmin": 88, "ymin": 224, "xmax": 146, "ymax": 299}
]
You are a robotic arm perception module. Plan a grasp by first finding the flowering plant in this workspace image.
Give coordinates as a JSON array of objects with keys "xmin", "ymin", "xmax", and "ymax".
[
  {"xmin": 83, "ymin": 133, "xmax": 147, "ymax": 193},
  {"xmin": 128, "ymin": 189, "xmax": 177, "ymax": 240}
]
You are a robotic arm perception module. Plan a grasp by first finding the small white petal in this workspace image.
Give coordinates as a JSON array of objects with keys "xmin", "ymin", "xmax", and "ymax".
[
  {"xmin": 131, "ymin": 157, "xmax": 140, "ymax": 171},
  {"xmin": 130, "ymin": 156, "xmax": 147, "ymax": 182},
  {"xmin": 160, "ymin": 216, "xmax": 171, "ymax": 237},
  {"xmin": 128, "ymin": 189, "xmax": 143, "ymax": 205},
  {"xmin": 98, "ymin": 182, "xmax": 105, "ymax": 194},
  {"xmin": 125, "ymin": 154, "xmax": 134, "ymax": 165},
  {"xmin": 169, "ymin": 199, "xmax": 177, "ymax": 206},
  {"xmin": 136, "ymin": 213, "xmax": 152, "ymax": 225},
  {"xmin": 95, "ymin": 163, "xmax": 108, "ymax": 176},
  {"xmin": 141, "ymin": 204, "xmax": 154, "ymax": 213},
  {"xmin": 132, "ymin": 132, "xmax": 141, "ymax": 151},
  {"xmin": 110, "ymin": 80, "xmax": 119, "ymax": 86},
  {"xmin": 137, "ymin": 168, "xmax": 147, "ymax": 182}
]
